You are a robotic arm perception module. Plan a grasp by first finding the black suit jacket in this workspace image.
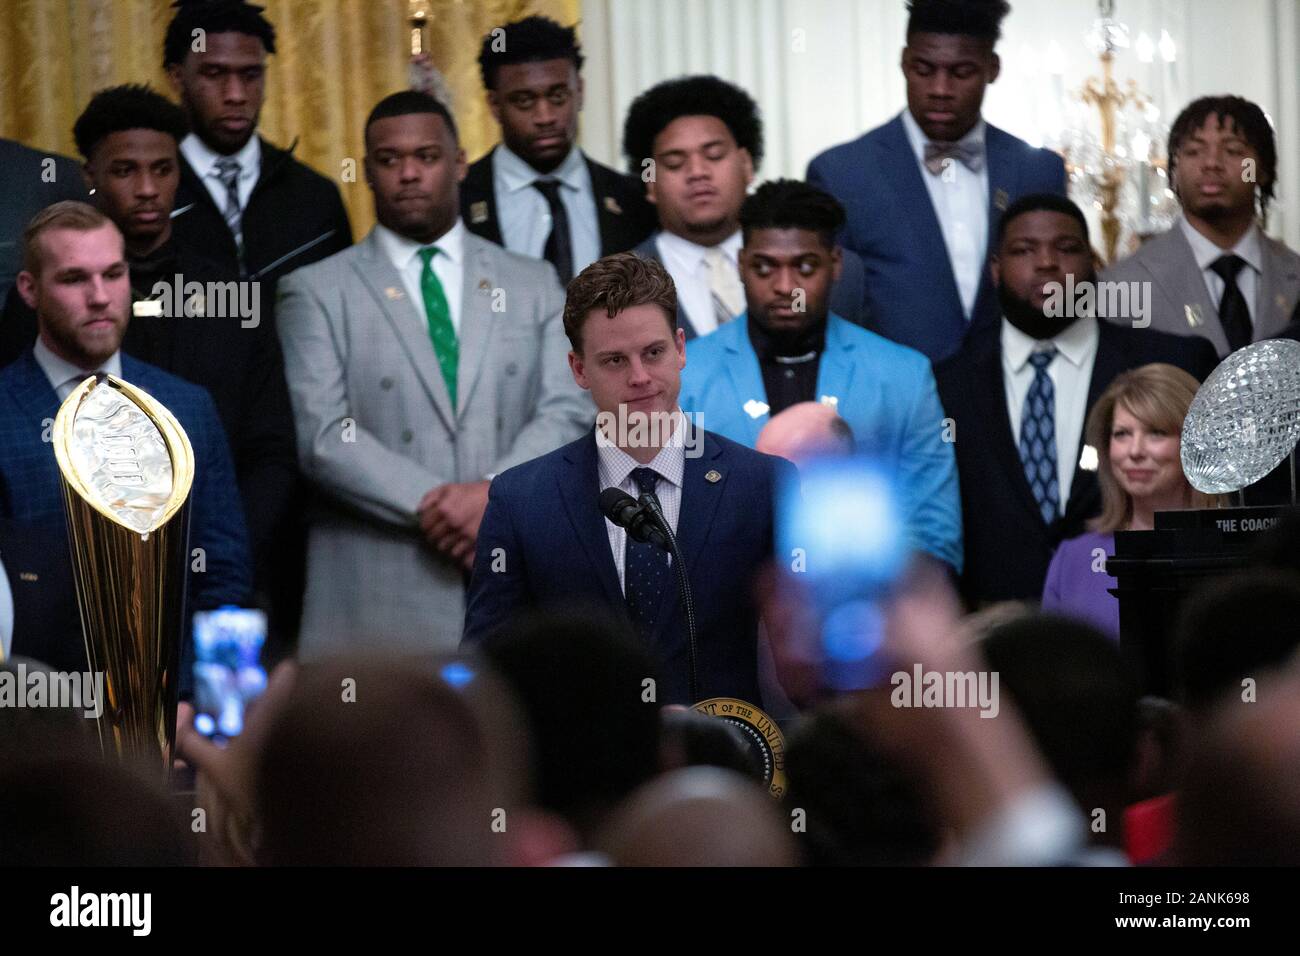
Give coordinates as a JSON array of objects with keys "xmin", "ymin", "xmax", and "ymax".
[
  {"xmin": 934, "ymin": 318, "xmax": 1220, "ymax": 604},
  {"xmin": 463, "ymin": 428, "xmax": 797, "ymax": 706},
  {"xmin": 171, "ymin": 136, "xmax": 352, "ymax": 291},
  {"xmin": 0, "ymin": 138, "xmax": 88, "ymax": 306},
  {"xmin": 459, "ymin": 146, "xmax": 657, "ymax": 258},
  {"xmin": 0, "ymin": 517, "xmax": 81, "ymax": 673}
]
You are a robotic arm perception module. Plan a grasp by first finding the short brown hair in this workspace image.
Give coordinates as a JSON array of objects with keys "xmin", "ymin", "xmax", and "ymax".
[
  {"xmin": 22, "ymin": 201, "xmax": 114, "ymax": 276},
  {"xmin": 1086, "ymin": 363, "xmax": 1220, "ymax": 533},
  {"xmin": 562, "ymin": 252, "xmax": 677, "ymax": 352}
]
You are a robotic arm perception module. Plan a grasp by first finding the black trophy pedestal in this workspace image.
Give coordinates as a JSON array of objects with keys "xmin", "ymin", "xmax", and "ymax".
[{"xmin": 1107, "ymin": 505, "xmax": 1299, "ymax": 696}]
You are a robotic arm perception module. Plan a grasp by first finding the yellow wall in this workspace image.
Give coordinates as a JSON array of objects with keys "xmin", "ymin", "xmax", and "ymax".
[{"xmin": 0, "ymin": 0, "xmax": 579, "ymax": 237}]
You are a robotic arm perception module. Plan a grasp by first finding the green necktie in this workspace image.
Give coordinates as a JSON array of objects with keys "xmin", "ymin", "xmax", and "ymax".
[{"xmin": 417, "ymin": 246, "xmax": 458, "ymax": 409}]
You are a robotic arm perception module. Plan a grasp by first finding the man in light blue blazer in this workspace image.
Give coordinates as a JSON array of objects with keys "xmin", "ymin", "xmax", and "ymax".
[
  {"xmin": 807, "ymin": 0, "xmax": 1065, "ymax": 363},
  {"xmin": 678, "ymin": 180, "xmax": 961, "ymax": 572}
]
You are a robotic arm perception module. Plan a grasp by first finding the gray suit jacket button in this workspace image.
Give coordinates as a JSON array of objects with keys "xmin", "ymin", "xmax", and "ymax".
[
  {"xmin": 380, "ymin": 377, "xmax": 394, "ymax": 390},
  {"xmin": 401, "ymin": 429, "xmax": 413, "ymax": 443}
]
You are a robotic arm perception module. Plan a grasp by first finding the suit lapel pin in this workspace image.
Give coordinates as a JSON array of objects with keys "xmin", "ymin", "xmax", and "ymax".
[
  {"xmin": 1184, "ymin": 303, "xmax": 1203, "ymax": 328},
  {"xmin": 1078, "ymin": 444, "xmax": 1098, "ymax": 472},
  {"xmin": 705, "ymin": 469, "xmax": 721, "ymax": 483},
  {"xmin": 478, "ymin": 278, "xmax": 492, "ymax": 292},
  {"xmin": 604, "ymin": 196, "xmax": 624, "ymax": 215},
  {"xmin": 994, "ymin": 188, "xmax": 1010, "ymax": 212},
  {"xmin": 819, "ymin": 394, "xmax": 839, "ymax": 408},
  {"xmin": 1278, "ymin": 293, "xmax": 1289, "ymax": 312},
  {"xmin": 19, "ymin": 571, "xmax": 38, "ymax": 582},
  {"xmin": 385, "ymin": 287, "xmax": 404, "ymax": 301},
  {"xmin": 743, "ymin": 399, "xmax": 770, "ymax": 419},
  {"xmin": 470, "ymin": 201, "xmax": 489, "ymax": 224}
]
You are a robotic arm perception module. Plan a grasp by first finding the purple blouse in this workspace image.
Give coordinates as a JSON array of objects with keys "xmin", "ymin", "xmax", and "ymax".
[{"xmin": 1041, "ymin": 530, "xmax": 1119, "ymax": 640}]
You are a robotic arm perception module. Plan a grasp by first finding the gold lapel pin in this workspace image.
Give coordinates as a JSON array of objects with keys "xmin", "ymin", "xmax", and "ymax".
[
  {"xmin": 1184, "ymin": 303, "xmax": 1203, "ymax": 327},
  {"xmin": 478, "ymin": 278, "xmax": 491, "ymax": 292},
  {"xmin": 385, "ymin": 287, "xmax": 404, "ymax": 300},
  {"xmin": 604, "ymin": 196, "xmax": 624, "ymax": 215},
  {"xmin": 470, "ymin": 201, "xmax": 489, "ymax": 224},
  {"xmin": 19, "ymin": 571, "xmax": 38, "ymax": 582},
  {"xmin": 994, "ymin": 188, "xmax": 1010, "ymax": 211},
  {"xmin": 705, "ymin": 469, "xmax": 721, "ymax": 483}
]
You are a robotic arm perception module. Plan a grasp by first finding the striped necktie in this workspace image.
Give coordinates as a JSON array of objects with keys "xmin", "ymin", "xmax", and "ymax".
[{"xmin": 213, "ymin": 157, "xmax": 245, "ymax": 270}]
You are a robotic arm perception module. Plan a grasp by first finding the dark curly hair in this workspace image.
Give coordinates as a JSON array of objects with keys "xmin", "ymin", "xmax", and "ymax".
[
  {"xmin": 73, "ymin": 84, "xmax": 189, "ymax": 160},
  {"xmin": 1168, "ymin": 95, "xmax": 1277, "ymax": 217},
  {"xmin": 906, "ymin": 0, "xmax": 1012, "ymax": 42},
  {"xmin": 477, "ymin": 15, "xmax": 584, "ymax": 91},
  {"xmin": 163, "ymin": 0, "xmax": 276, "ymax": 69},
  {"xmin": 740, "ymin": 179, "xmax": 846, "ymax": 248},
  {"xmin": 621, "ymin": 75, "xmax": 763, "ymax": 175}
]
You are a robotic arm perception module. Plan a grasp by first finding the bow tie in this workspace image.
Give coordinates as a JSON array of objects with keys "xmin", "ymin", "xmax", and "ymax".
[{"xmin": 923, "ymin": 140, "xmax": 984, "ymax": 175}]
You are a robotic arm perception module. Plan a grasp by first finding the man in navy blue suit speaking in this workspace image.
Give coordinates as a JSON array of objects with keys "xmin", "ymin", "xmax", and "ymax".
[
  {"xmin": 462, "ymin": 252, "xmax": 797, "ymax": 706},
  {"xmin": 808, "ymin": 0, "xmax": 1066, "ymax": 363}
]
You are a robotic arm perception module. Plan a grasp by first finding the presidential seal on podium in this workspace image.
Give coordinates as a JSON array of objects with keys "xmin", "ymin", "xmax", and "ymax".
[{"xmin": 693, "ymin": 697, "xmax": 787, "ymax": 797}]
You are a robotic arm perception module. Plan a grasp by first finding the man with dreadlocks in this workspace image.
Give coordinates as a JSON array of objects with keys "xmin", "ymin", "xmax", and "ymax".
[
  {"xmin": 808, "ymin": 0, "xmax": 1066, "ymax": 363},
  {"xmin": 1102, "ymin": 95, "xmax": 1300, "ymax": 357}
]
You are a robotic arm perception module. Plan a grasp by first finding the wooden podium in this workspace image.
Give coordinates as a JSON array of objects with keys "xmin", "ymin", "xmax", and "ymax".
[{"xmin": 1107, "ymin": 505, "xmax": 1299, "ymax": 695}]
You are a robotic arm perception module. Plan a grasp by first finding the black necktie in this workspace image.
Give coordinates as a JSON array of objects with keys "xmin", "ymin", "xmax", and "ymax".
[
  {"xmin": 623, "ymin": 467, "xmax": 671, "ymax": 641},
  {"xmin": 533, "ymin": 178, "xmax": 573, "ymax": 286},
  {"xmin": 1210, "ymin": 254, "xmax": 1253, "ymax": 352}
]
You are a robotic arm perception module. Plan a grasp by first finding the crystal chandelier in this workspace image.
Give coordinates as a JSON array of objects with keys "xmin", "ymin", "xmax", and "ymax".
[{"xmin": 1047, "ymin": 0, "xmax": 1181, "ymax": 263}]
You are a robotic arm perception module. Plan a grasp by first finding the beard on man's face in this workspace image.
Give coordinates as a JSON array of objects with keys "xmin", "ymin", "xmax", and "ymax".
[{"xmin": 997, "ymin": 276, "xmax": 1091, "ymax": 341}]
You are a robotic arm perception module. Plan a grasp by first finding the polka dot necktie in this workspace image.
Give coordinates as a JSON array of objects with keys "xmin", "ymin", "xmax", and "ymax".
[
  {"xmin": 623, "ymin": 467, "xmax": 671, "ymax": 641},
  {"xmin": 1019, "ymin": 347, "xmax": 1060, "ymax": 525}
]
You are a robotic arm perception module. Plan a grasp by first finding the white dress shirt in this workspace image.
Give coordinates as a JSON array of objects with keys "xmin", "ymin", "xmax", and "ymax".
[
  {"xmin": 655, "ymin": 229, "xmax": 744, "ymax": 338},
  {"xmin": 596, "ymin": 413, "xmax": 686, "ymax": 594},
  {"xmin": 179, "ymin": 132, "xmax": 262, "ymax": 215},
  {"xmin": 901, "ymin": 109, "xmax": 989, "ymax": 319},
  {"xmin": 1002, "ymin": 316, "xmax": 1099, "ymax": 506},
  {"xmin": 33, "ymin": 337, "xmax": 123, "ymax": 402},
  {"xmin": 373, "ymin": 219, "xmax": 467, "ymax": 335},
  {"xmin": 492, "ymin": 143, "xmax": 602, "ymax": 277},
  {"xmin": 1179, "ymin": 215, "xmax": 1262, "ymax": 324}
]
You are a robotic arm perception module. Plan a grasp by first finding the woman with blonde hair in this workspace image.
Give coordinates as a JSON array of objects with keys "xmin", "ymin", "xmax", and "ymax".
[{"xmin": 1042, "ymin": 363, "xmax": 1219, "ymax": 638}]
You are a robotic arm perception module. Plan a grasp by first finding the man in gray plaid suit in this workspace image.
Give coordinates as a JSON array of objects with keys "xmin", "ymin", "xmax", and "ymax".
[{"xmin": 277, "ymin": 91, "xmax": 593, "ymax": 656}]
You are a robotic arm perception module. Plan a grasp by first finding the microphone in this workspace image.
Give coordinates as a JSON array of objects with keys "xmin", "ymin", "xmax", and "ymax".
[
  {"xmin": 597, "ymin": 486, "xmax": 699, "ymax": 703},
  {"xmin": 599, "ymin": 488, "xmax": 670, "ymax": 551}
]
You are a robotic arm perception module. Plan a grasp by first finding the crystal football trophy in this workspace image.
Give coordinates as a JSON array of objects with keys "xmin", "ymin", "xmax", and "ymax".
[
  {"xmin": 52, "ymin": 374, "xmax": 195, "ymax": 777},
  {"xmin": 1181, "ymin": 339, "xmax": 1300, "ymax": 499}
]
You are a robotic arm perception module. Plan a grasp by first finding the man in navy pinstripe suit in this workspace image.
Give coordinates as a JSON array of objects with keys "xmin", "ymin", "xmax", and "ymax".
[{"xmin": 0, "ymin": 201, "xmax": 250, "ymax": 687}]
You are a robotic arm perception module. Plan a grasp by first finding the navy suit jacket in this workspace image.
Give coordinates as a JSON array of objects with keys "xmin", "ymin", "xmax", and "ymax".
[
  {"xmin": 0, "ymin": 349, "xmax": 253, "ymax": 685},
  {"xmin": 631, "ymin": 232, "xmax": 870, "ymax": 339},
  {"xmin": 462, "ymin": 428, "xmax": 797, "ymax": 706},
  {"xmin": 808, "ymin": 115, "xmax": 1067, "ymax": 362},
  {"xmin": 933, "ymin": 319, "xmax": 1219, "ymax": 605}
]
